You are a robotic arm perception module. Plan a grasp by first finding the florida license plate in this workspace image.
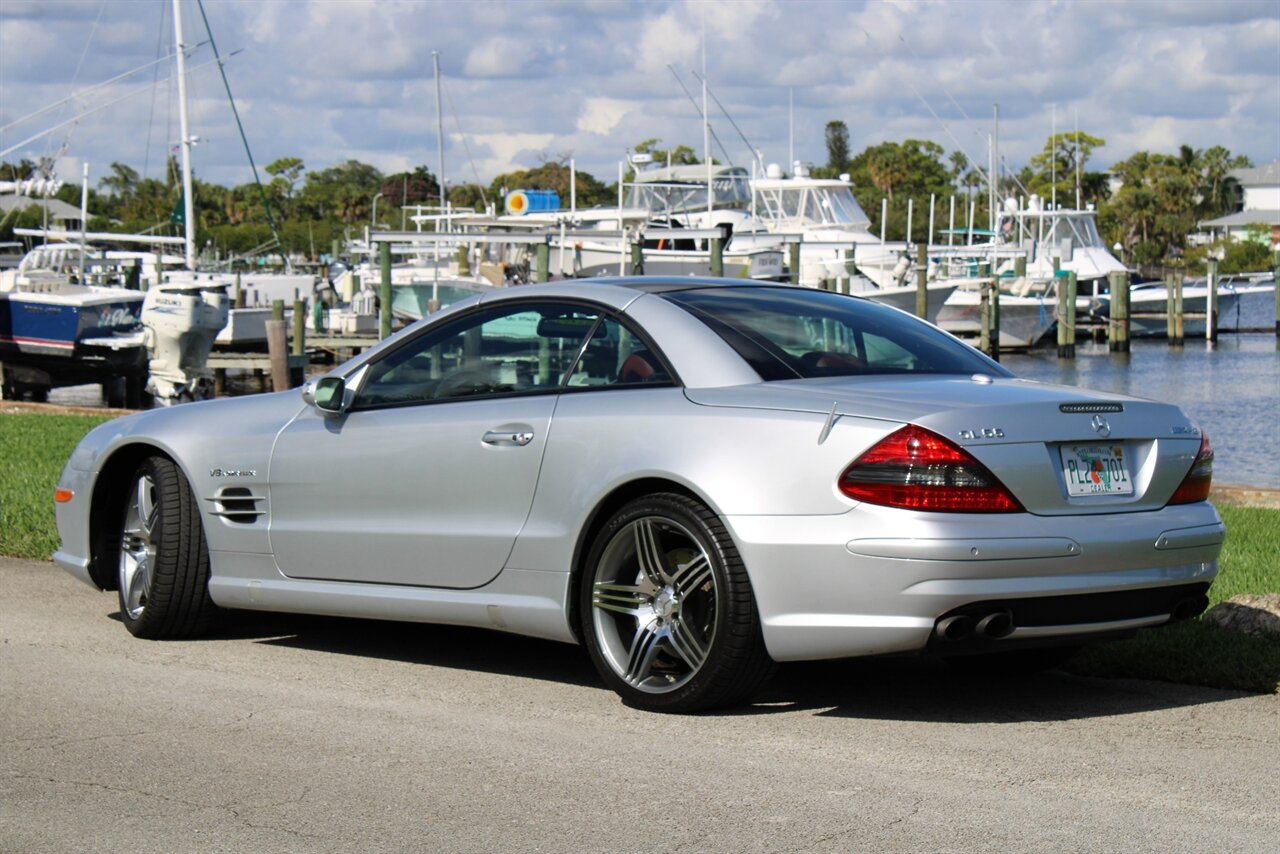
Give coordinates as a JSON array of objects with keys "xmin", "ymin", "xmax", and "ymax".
[{"xmin": 1060, "ymin": 443, "xmax": 1133, "ymax": 496}]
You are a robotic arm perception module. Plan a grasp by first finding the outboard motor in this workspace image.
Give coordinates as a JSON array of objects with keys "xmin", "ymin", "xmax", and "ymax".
[{"xmin": 141, "ymin": 278, "xmax": 229, "ymax": 405}]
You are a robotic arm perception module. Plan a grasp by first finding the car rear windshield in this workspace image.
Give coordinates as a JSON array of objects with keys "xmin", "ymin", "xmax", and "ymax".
[{"xmin": 663, "ymin": 286, "xmax": 1011, "ymax": 381}]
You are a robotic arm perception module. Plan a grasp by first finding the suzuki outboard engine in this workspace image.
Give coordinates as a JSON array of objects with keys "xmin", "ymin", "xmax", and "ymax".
[{"xmin": 141, "ymin": 278, "xmax": 229, "ymax": 405}]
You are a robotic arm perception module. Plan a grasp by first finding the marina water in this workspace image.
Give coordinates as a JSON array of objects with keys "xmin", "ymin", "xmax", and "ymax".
[{"xmin": 1003, "ymin": 290, "xmax": 1278, "ymax": 487}]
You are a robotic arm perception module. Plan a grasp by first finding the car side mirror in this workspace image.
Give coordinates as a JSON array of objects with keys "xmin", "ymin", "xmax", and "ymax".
[{"xmin": 308, "ymin": 376, "xmax": 347, "ymax": 414}]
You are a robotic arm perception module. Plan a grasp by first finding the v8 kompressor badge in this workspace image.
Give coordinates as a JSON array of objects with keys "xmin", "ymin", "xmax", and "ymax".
[{"xmin": 210, "ymin": 468, "xmax": 257, "ymax": 478}]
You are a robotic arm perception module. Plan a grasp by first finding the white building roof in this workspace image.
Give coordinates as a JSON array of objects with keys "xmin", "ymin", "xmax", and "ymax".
[
  {"xmin": 1231, "ymin": 160, "xmax": 1280, "ymax": 187},
  {"xmin": 0, "ymin": 195, "xmax": 85, "ymax": 222},
  {"xmin": 1199, "ymin": 209, "xmax": 1280, "ymax": 228}
]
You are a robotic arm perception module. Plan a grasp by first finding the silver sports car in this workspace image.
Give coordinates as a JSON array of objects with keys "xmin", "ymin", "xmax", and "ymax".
[{"xmin": 54, "ymin": 278, "xmax": 1224, "ymax": 712}]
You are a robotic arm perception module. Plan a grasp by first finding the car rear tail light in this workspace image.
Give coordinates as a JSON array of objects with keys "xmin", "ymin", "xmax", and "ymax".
[
  {"xmin": 839, "ymin": 424, "xmax": 1023, "ymax": 512},
  {"xmin": 1168, "ymin": 433, "xmax": 1213, "ymax": 505}
]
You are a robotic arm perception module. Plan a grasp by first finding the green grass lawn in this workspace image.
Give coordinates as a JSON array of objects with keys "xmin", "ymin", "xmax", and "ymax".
[
  {"xmin": 2, "ymin": 409, "xmax": 1277, "ymax": 693},
  {"xmin": 0, "ymin": 411, "xmax": 112, "ymax": 560}
]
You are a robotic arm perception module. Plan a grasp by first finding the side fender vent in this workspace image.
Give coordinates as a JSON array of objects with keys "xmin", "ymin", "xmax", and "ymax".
[{"xmin": 210, "ymin": 486, "xmax": 265, "ymax": 525}]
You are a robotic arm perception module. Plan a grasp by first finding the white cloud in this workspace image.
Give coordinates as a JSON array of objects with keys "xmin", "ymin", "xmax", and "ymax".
[
  {"xmin": 1, "ymin": 0, "xmax": 1276, "ymax": 187},
  {"xmin": 577, "ymin": 98, "xmax": 635, "ymax": 136}
]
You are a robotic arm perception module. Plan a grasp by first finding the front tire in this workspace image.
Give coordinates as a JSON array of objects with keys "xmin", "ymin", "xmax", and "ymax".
[
  {"xmin": 116, "ymin": 455, "xmax": 217, "ymax": 639},
  {"xmin": 580, "ymin": 494, "xmax": 773, "ymax": 713}
]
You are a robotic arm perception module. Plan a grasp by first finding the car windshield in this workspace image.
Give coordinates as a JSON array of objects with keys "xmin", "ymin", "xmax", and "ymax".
[{"xmin": 663, "ymin": 286, "xmax": 1011, "ymax": 381}]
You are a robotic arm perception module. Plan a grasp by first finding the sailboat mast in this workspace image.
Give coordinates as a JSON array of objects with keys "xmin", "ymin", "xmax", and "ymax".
[
  {"xmin": 434, "ymin": 51, "xmax": 445, "ymax": 212},
  {"xmin": 173, "ymin": 0, "xmax": 196, "ymax": 271}
]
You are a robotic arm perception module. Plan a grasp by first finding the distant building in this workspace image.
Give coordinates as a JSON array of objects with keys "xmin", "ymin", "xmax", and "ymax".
[
  {"xmin": 0, "ymin": 195, "xmax": 86, "ymax": 231},
  {"xmin": 1198, "ymin": 160, "xmax": 1280, "ymax": 248}
]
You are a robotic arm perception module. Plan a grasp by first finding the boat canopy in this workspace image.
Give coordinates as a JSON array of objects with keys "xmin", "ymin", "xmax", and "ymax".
[
  {"xmin": 624, "ymin": 165, "xmax": 751, "ymax": 216},
  {"xmin": 751, "ymin": 179, "xmax": 871, "ymax": 229}
]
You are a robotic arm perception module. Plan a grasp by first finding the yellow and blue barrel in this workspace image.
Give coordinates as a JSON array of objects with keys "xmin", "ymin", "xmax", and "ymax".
[{"xmin": 504, "ymin": 189, "xmax": 560, "ymax": 216}]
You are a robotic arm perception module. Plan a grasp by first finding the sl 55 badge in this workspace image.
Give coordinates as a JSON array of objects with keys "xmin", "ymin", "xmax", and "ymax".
[{"xmin": 957, "ymin": 427, "xmax": 1005, "ymax": 440}]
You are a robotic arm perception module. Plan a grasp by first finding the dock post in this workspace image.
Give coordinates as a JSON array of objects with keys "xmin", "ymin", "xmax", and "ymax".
[
  {"xmin": 379, "ymin": 241, "xmax": 392, "ymax": 340},
  {"xmin": 1058, "ymin": 272, "xmax": 1077, "ymax": 359},
  {"xmin": 291, "ymin": 298, "xmax": 306, "ymax": 387},
  {"xmin": 456, "ymin": 244, "xmax": 471, "ymax": 276},
  {"xmin": 234, "ymin": 271, "xmax": 244, "ymax": 308},
  {"xmin": 987, "ymin": 265, "xmax": 1000, "ymax": 361},
  {"xmin": 915, "ymin": 242, "xmax": 928, "ymax": 319},
  {"xmin": 788, "ymin": 242, "xmax": 800, "ymax": 285},
  {"xmin": 536, "ymin": 240, "xmax": 550, "ymax": 283},
  {"xmin": 630, "ymin": 241, "xmax": 644, "ymax": 276},
  {"xmin": 710, "ymin": 234, "xmax": 724, "ymax": 277},
  {"xmin": 1206, "ymin": 258, "xmax": 1218, "ymax": 342},
  {"xmin": 979, "ymin": 280, "xmax": 990, "ymax": 355},
  {"xmin": 1171, "ymin": 272, "xmax": 1185, "ymax": 347},
  {"xmin": 1172, "ymin": 270, "xmax": 1182, "ymax": 343},
  {"xmin": 1055, "ymin": 274, "xmax": 1067, "ymax": 356},
  {"xmin": 1109, "ymin": 271, "xmax": 1129, "ymax": 353},
  {"xmin": 1014, "ymin": 254, "xmax": 1027, "ymax": 279},
  {"xmin": 1165, "ymin": 274, "xmax": 1176, "ymax": 344},
  {"xmin": 266, "ymin": 318, "xmax": 289, "ymax": 392}
]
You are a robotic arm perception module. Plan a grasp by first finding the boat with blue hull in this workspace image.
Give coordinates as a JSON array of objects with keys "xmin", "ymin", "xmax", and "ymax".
[{"xmin": 0, "ymin": 247, "xmax": 147, "ymax": 403}]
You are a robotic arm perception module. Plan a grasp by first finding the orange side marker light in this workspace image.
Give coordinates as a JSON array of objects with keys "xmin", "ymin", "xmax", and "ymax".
[{"xmin": 55, "ymin": 489, "xmax": 74, "ymax": 503}]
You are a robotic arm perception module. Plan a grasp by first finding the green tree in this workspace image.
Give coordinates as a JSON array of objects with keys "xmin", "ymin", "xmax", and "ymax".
[
  {"xmin": 824, "ymin": 120, "xmax": 850, "ymax": 175},
  {"xmin": 265, "ymin": 156, "xmax": 305, "ymax": 218},
  {"xmin": 846, "ymin": 140, "xmax": 955, "ymax": 239},
  {"xmin": 1026, "ymin": 130, "xmax": 1106, "ymax": 207}
]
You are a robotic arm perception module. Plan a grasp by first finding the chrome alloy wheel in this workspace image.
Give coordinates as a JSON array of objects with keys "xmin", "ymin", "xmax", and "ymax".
[
  {"xmin": 590, "ymin": 516, "xmax": 718, "ymax": 694},
  {"xmin": 119, "ymin": 471, "xmax": 159, "ymax": 621}
]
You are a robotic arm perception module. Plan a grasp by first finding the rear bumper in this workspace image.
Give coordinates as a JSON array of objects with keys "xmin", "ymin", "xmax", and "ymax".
[{"xmin": 724, "ymin": 501, "xmax": 1223, "ymax": 662}]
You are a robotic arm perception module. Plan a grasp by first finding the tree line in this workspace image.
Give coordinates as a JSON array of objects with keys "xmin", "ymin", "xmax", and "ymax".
[{"xmin": 1, "ymin": 125, "xmax": 1268, "ymax": 273}]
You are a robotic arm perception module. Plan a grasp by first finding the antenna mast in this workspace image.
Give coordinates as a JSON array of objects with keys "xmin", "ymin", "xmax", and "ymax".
[{"xmin": 173, "ymin": 0, "xmax": 195, "ymax": 270}]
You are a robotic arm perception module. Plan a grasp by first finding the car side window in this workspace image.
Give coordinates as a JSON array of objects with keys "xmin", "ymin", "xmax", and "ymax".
[
  {"xmin": 355, "ymin": 304, "xmax": 600, "ymax": 407},
  {"xmin": 564, "ymin": 317, "xmax": 673, "ymax": 388}
]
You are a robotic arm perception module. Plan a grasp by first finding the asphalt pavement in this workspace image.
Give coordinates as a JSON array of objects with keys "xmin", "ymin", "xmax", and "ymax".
[{"xmin": 3, "ymin": 555, "xmax": 1277, "ymax": 853}]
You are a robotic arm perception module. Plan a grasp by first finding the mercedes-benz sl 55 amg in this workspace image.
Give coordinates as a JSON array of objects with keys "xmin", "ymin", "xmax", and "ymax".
[{"xmin": 54, "ymin": 279, "xmax": 1224, "ymax": 712}]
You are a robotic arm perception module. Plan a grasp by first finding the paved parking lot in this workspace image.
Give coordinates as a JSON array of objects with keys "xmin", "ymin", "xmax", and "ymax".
[{"xmin": 3, "ymin": 556, "xmax": 1277, "ymax": 852}]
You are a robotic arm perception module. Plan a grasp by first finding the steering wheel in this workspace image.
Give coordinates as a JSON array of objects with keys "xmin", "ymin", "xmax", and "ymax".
[{"xmin": 432, "ymin": 369, "xmax": 492, "ymax": 399}]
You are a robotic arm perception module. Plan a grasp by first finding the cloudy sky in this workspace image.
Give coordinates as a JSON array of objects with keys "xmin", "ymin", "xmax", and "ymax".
[{"xmin": 2, "ymin": 0, "xmax": 1278, "ymax": 192}]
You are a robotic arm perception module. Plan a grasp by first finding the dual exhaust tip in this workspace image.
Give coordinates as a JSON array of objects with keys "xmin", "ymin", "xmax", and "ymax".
[
  {"xmin": 935, "ymin": 610, "xmax": 1014, "ymax": 642},
  {"xmin": 936, "ymin": 594, "xmax": 1208, "ymax": 643}
]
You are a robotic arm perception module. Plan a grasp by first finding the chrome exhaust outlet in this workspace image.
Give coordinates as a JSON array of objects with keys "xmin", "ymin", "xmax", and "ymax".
[
  {"xmin": 974, "ymin": 610, "xmax": 1014, "ymax": 639},
  {"xmin": 1171, "ymin": 595, "xmax": 1209, "ymax": 623},
  {"xmin": 935, "ymin": 614, "xmax": 974, "ymax": 641}
]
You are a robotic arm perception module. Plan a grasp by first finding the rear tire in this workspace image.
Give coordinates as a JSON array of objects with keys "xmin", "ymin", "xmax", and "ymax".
[
  {"xmin": 115, "ymin": 455, "xmax": 217, "ymax": 639},
  {"xmin": 580, "ymin": 493, "xmax": 774, "ymax": 713}
]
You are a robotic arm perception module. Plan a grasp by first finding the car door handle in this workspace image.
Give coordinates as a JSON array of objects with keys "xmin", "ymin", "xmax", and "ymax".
[{"xmin": 482, "ymin": 429, "xmax": 534, "ymax": 446}]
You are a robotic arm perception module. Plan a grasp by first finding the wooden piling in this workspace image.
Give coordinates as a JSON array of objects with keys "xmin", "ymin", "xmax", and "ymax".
[
  {"xmin": 979, "ymin": 282, "xmax": 990, "ymax": 355},
  {"xmin": 1170, "ymin": 273, "xmax": 1184, "ymax": 347},
  {"xmin": 1206, "ymin": 259, "xmax": 1218, "ymax": 342},
  {"xmin": 1165, "ymin": 274, "xmax": 1176, "ymax": 343},
  {"xmin": 266, "ymin": 319, "xmax": 290, "ymax": 392},
  {"xmin": 986, "ymin": 265, "xmax": 1000, "ymax": 362},
  {"xmin": 630, "ymin": 241, "xmax": 644, "ymax": 276},
  {"xmin": 234, "ymin": 271, "xmax": 245, "ymax": 308},
  {"xmin": 915, "ymin": 243, "xmax": 928, "ymax": 319},
  {"xmin": 1058, "ymin": 272, "xmax": 1077, "ymax": 359},
  {"xmin": 710, "ymin": 236, "xmax": 724, "ymax": 278},
  {"xmin": 788, "ymin": 243, "xmax": 801, "ymax": 285},
  {"xmin": 291, "ymin": 298, "xmax": 307, "ymax": 387},
  {"xmin": 1108, "ymin": 271, "xmax": 1129, "ymax": 353},
  {"xmin": 535, "ymin": 241, "xmax": 550, "ymax": 283},
  {"xmin": 379, "ymin": 241, "xmax": 392, "ymax": 340}
]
